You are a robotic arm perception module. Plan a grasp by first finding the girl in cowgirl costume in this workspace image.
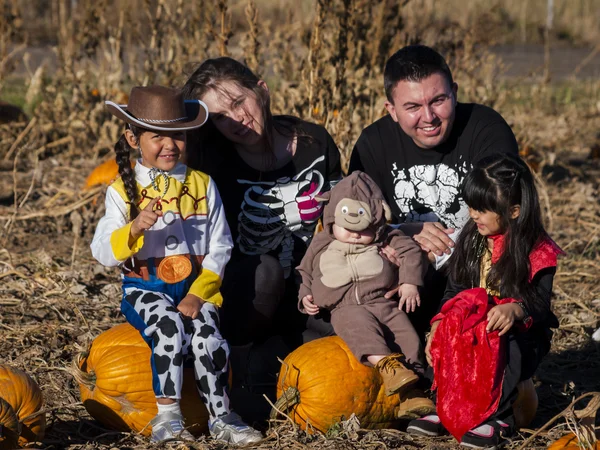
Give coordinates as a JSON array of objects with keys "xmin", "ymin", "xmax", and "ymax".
[{"xmin": 91, "ymin": 85, "xmax": 262, "ymax": 445}]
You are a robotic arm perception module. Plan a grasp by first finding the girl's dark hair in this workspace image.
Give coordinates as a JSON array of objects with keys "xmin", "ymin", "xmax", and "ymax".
[
  {"xmin": 181, "ymin": 57, "xmax": 298, "ymax": 169},
  {"xmin": 449, "ymin": 153, "xmax": 548, "ymax": 310},
  {"xmin": 114, "ymin": 124, "xmax": 145, "ymax": 219}
]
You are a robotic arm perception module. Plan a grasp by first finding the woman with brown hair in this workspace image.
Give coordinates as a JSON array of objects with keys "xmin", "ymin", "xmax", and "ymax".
[{"xmin": 182, "ymin": 57, "xmax": 342, "ymax": 350}]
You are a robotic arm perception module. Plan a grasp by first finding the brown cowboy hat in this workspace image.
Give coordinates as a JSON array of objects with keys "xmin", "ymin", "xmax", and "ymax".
[{"xmin": 105, "ymin": 85, "xmax": 208, "ymax": 131}]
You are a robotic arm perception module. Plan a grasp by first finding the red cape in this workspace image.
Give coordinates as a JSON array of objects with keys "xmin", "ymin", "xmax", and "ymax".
[{"xmin": 430, "ymin": 288, "xmax": 510, "ymax": 440}]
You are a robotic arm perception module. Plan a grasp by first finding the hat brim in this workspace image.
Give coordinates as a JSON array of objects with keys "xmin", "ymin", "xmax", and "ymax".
[{"xmin": 105, "ymin": 100, "xmax": 208, "ymax": 131}]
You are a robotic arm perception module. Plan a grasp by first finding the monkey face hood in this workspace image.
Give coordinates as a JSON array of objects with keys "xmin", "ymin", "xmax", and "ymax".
[{"xmin": 319, "ymin": 171, "xmax": 391, "ymax": 241}]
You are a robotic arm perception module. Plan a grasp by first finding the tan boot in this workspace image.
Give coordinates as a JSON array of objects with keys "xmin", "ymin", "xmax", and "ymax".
[
  {"xmin": 375, "ymin": 354, "xmax": 419, "ymax": 396},
  {"xmin": 396, "ymin": 388, "xmax": 436, "ymax": 420}
]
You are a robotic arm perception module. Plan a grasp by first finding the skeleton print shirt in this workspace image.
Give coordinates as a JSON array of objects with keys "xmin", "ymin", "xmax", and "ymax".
[
  {"xmin": 194, "ymin": 116, "xmax": 342, "ymax": 278},
  {"xmin": 349, "ymin": 103, "xmax": 518, "ymax": 230}
]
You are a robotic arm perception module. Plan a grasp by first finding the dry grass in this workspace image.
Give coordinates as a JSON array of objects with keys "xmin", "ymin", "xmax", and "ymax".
[
  {"xmin": 0, "ymin": 0, "xmax": 599, "ymax": 449},
  {"xmin": 10, "ymin": 0, "xmax": 600, "ymax": 46}
]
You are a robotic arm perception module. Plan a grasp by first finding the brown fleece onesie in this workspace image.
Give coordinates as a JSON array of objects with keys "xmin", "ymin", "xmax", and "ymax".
[{"xmin": 297, "ymin": 171, "xmax": 426, "ymax": 371}]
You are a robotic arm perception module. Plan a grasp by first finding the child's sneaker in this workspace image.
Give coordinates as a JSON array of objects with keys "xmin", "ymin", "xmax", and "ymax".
[
  {"xmin": 407, "ymin": 414, "xmax": 448, "ymax": 437},
  {"xmin": 150, "ymin": 411, "xmax": 194, "ymax": 443},
  {"xmin": 396, "ymin": 388, "xmax": 436, "ymax": 420},
  {"xmin": 375, "ymin": 353, "xmax": 419, "ymax": 396},
  {"xmin": 209, "ymin": 411, "xmax": 263, "ymax": 445},
  {"xmin": 460, "ymin": 419, "xmax": 513, "ymax": 449}
]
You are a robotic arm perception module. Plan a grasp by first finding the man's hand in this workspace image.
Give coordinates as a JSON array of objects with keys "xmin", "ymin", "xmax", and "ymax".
[
  {"xmin": 401, "ymin": 222, "xmax": 455, "ymax": 257},
  {"xmin": 177, "ymin": 293, "xmax": 205, "ymax": 319},
  {"xmin": 130, "ymin": 197, "xmax": 161, "ymax": 240},
  {"xmin": 398, "ymin": 283, "xmax": 420, "ymax": 313},
  {"xmin": 425, "ymin": 320, "xmax": 441, "ymax": 366},
  {"xmin": 301, "ymin": 295, "xmax": 320, "ymax": 315},
  {"xmin": 486, "ymin": 303, "xmax": 524, "ymax": 336}
]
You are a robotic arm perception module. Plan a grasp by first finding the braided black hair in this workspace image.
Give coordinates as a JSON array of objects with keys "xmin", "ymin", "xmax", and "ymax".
[{"xmin": 114, "ymin": 125, "xmax": 144, "ymax": 219}]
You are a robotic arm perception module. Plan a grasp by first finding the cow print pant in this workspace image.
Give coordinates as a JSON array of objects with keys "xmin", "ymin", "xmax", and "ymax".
[{"xmin": 124, "ymin": 287, "xmax": 230, "ymax": 420}]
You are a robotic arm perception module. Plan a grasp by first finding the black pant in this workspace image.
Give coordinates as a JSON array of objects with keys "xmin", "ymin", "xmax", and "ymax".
[
  {"xmin": 495, "ymin": 328, "xmax": 551, "ymax": 422},
  {"xmin": 220, "ymin": 254, "xmax": 287, "ymax": 346},
  {"xmin": 219, "ymin": 254, "xmax": 334, "ymax": 347},
  {"xmin": 221, "ymin": 253, "xmax": 334, "ymax": 424}
]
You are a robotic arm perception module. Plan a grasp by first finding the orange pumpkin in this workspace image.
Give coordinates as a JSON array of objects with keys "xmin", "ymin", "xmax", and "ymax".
[
  {"xmin": 0, "ymin": 397, "xmax": 20, "ymax": 450},
  {"xmin": 272, "ymin": 336, "xmax": 402, "ymax": 433},
  {"xmin": 548, "ymin": 432, "xmax": 600, "ymax": 449},
  {"xmin": 85, "ymin": 159, "xmax": 135, "ymax": 189},
  {"xmin": 513, "ymin": 378, "xmax": 538, "ymax": 428},
  {"xmin": 0, "ymin": 365, "xmax": 46, "ymax": 449},
  {"xmin": 73, "ymin": 323, "xmax": 210, "ymax": 436}
]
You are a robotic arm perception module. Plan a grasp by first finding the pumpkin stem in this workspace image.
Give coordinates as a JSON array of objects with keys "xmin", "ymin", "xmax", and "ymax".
[
  {"xmin": 68, "ymin": 351, "xmax": 96, "ymax": 391},
  {"xmin": 269, "ymin": 387, "xmax": 300, "ymax": 420}
]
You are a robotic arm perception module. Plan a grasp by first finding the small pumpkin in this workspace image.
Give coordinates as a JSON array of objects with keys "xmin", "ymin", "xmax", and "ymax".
[
  {"xmin": 85, "ymin": 159, "xmax": 135, "ymax": 189},
  {"xmin": 513, "ymin": 377, "xmax": 538, "ymax": 428},
  {"xmin": 0, "ymin": 397, "xmax": 20, "ymax": 450},
  {"xmin": 271, "ymin": 336, "xmax": 402, "ymax": 433},
  {"xmin": 548, "ymin": 432, "xmax": 600, "ymax": 449},
  {"xmin": 73, "ymin": 323, "xmax": 210, "ymax": 436},
  {"xmin": 0, "ymin": 365, "xmax": 46, "ymax": 449}
]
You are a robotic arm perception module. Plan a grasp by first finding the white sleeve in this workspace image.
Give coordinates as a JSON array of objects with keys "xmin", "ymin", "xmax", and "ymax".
[
  {"xmin": 90, "ymin": 186, "xmax": 129, "ymax": 267},
  {"xmin": 202, "ymin": 177, "xmax": 233, "ymax": 279}
]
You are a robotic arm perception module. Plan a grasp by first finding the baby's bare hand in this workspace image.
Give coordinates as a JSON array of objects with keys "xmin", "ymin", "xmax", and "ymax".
[
  {"xmin": 398, "ymin": 283, "xmax": 420, "ymax": 313},
  {"xmin": 301, "ymin": 295, "xmax": 320, "ymax": 315}
]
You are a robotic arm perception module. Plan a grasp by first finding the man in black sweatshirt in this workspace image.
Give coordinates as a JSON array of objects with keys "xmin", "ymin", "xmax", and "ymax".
[{"xmin": 349, "ymin": 45, "xmax": 519, "ymax": 332}]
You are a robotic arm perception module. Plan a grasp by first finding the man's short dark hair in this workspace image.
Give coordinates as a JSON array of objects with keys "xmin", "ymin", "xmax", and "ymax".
[{"xmin": 384, "ymin": 45, "xmax": 454, "ymax": 102}]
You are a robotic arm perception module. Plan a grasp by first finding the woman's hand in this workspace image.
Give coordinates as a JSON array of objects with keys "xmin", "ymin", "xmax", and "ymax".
[
  {"xmin": 301, "ymin": 295, "xmax": 320, "ymax": 315},
  {"xmin": 381, "ymin": 246, "xmax": 403, "ymax": 299},
  {"xmin": 398, "ymin": 283, "xmax": 420, "ymax": 313},
  {"xmin": 379, "ymin": 244, "xmax": 400, "ymax": 266},
  {"xmin": 486, "ymin": 303, "xmax": 524, "ymax": 336},
  {"xmin": 425, "ymin": 320, "xmax": 441, "ymax": 366},
  {"xmin": 177, "ymin": 293, "xmax": 205, "ymax": 319},
  {"xmin": 130, "ymin": 197, "xmax": 161, "ymax": 240}
]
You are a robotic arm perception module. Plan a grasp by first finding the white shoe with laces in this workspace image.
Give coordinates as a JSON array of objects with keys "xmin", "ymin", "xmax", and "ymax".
[
  {"xmin": 209, "ymin": 411, "xmax": 263, "ymax": 445},
  {"xmin": 150, "ymin": 411, "xmax": 194, "ymax": 443}
]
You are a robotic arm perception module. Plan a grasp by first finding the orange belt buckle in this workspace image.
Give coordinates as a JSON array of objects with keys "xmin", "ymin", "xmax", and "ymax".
[{"xmin": 157, "ymin": 255, "xmax": 193, "ymax": 284}]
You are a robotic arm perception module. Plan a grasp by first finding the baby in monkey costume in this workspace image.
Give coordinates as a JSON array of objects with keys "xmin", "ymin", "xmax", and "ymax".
[{"xmin": 297, "ymin": 171, "xmax": 435, "ymax": 419}]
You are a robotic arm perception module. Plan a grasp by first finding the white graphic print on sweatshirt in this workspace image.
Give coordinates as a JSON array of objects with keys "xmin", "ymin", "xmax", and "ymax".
[{"xmin": 391, "ymin": 162, "xmax": 470, "ymax": 230}]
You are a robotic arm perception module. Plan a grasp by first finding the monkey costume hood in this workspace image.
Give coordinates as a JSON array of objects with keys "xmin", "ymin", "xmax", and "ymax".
[
  {"xmin": 297, "ymin": 171, "xmax": 425, "ymax": 311},
  {"xmin": 319, "ymin": 170, "xmax": 392, "ymax": 241}
]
